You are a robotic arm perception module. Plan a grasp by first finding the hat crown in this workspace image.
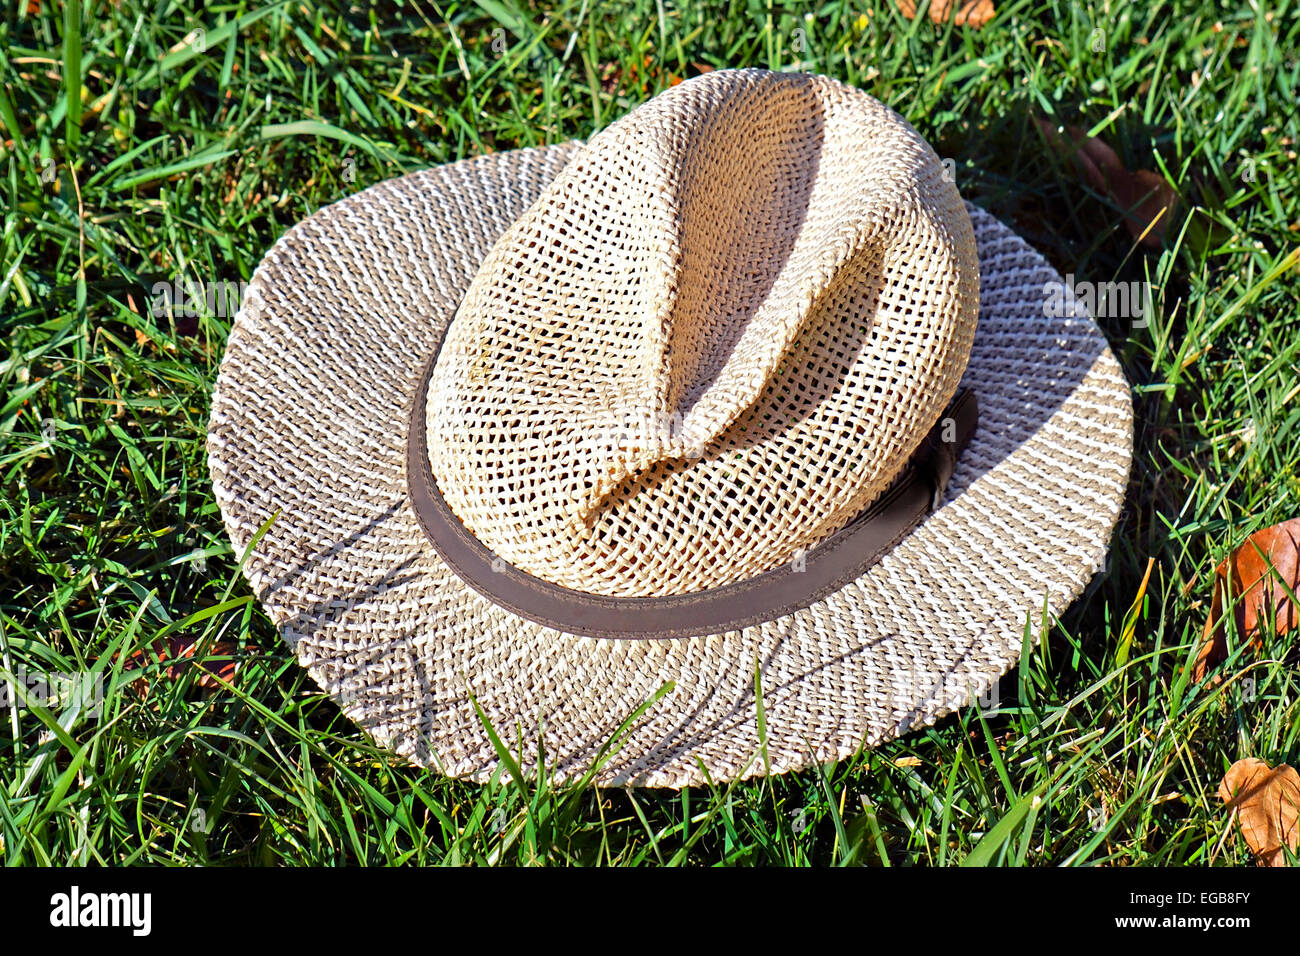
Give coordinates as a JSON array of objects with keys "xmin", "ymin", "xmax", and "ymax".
[{"xmin": 425, "ymin": 69, "xmax": 979, "ymax": 597}]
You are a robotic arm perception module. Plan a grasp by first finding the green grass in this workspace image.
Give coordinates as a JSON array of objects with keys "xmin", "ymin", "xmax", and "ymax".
[{"xmin": 2, "ymin": 0, "xmax": 1298, "ymax": 865}]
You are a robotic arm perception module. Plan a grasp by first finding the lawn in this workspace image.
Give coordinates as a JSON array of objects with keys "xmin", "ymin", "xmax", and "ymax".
[{"xmin": 2, "ymin": 0, "xmax": 1298, "ymax": 865}]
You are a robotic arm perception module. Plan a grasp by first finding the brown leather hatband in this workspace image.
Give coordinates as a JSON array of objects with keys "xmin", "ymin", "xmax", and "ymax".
[{"xmin": 406, "ymin": 350, "xmax": 977, "ymax": 640}]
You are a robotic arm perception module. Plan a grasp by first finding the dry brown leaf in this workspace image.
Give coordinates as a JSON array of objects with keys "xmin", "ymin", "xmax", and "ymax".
[
  {"xmin": 1035, "ymin": 118, "xmax": 1178, "ymax": 248},
  {"xmin": 668, "ymin": 62, "xmax": 715, "ymax": 87},
  {"xmin": 1219, "ymin": 757, "xmax": 1300, "ymax": 866},
  {"xmin": 895, "ymin": 0, "xmax": 995, "ymax": 28},
  {"xmin": 1193, "ymin": 517, "xmax": 1300, "ymax": 682},
  {"xmin": 125, "ymin": 635, "xmax": 241, "ymax": 695},
  {"xmin": 603, "ymin": 55, "xmax": 710, "ymax": 95}
]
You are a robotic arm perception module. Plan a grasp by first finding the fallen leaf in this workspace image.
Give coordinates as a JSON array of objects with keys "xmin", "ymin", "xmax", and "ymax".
[
  {"xmin": 1035, "ymin": 118, "xmax": 1178, "ymax": 248},
  {"xmin": 1219, "ymin": 757, "xmax": 1300, "ymax": 866},
  {"xmin": 1193, "ymin": 517, "xmax": 1300, "ymax": 682},
  {"xmin": 125, "ymin": 635, "xmax": 240, "ymax": 694},
  {"xmin": 668, "ymin": 62, "xmax": 715, "ymax": 87},
  {"xmin": 601, "ymin": 54, "xmax": 676, "ymax": 96},
  {"xmin": 895, "ymin": 0, "xmax": 995, "ymax": 29}
]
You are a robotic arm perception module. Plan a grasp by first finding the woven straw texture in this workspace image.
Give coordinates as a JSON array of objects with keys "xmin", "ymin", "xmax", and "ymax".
[
  {"xmin": 208, "ymin": 71, "xmax": 1133, "ymax": 788},
  {"xmin": 427, "ymin": 71, "xmax": 979, "ymax": 595}
]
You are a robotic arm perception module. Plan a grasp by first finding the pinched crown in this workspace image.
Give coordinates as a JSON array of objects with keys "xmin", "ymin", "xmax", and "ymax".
[{"xmin": 424, "ymin": 69, "xmax": 979, "ymax": 597}]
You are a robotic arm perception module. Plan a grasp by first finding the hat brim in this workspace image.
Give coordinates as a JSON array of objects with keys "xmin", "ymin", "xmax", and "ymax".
[{"xmin": 207, "ymin": 142, "xmax": 1132, "ymax": 787}]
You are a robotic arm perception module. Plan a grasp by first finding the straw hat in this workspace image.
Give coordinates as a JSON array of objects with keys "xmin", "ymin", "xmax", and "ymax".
[{"xmin": 208, "ymin": 69, "xmax": 1132, "ymax": 787}]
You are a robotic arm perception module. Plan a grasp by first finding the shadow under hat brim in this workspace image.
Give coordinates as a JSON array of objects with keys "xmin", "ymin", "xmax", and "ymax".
[{"xmin": 207, "ymin": 142, "xmax": 1133, "ymax": 788}]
